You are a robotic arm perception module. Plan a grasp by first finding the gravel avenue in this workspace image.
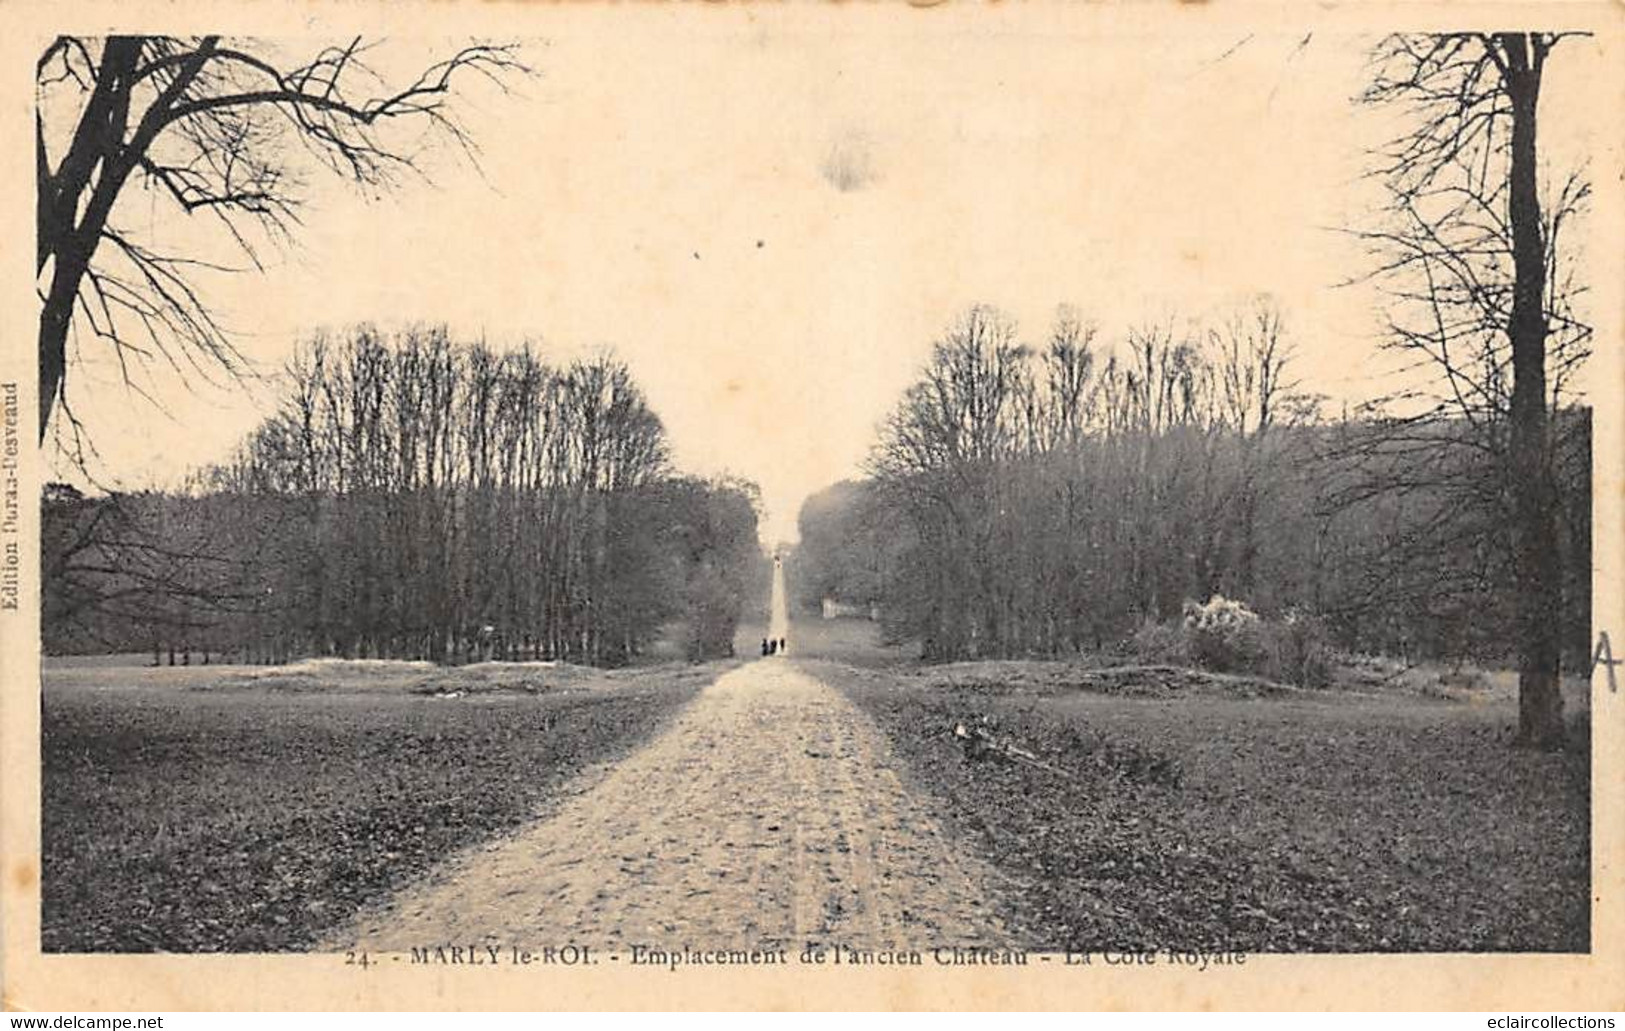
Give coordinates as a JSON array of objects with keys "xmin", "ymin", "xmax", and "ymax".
[{"xmin": 331, "ymin": 660, "xmax": 1013, "ymax": 953}]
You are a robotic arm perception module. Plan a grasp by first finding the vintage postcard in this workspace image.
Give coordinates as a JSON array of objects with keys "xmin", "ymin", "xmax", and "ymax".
[{"xmin": 2, "ymin": 0, "xmax": 1622, "ymax": 1012}]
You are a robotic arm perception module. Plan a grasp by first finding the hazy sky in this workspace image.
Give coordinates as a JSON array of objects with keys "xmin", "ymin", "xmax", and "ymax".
[{"xmin": 51, "ymin": 18, "xmax": 1601, "ymax": 544}]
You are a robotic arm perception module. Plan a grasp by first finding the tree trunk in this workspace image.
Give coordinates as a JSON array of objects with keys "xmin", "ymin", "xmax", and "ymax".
[
  {"xmin": 1501, "ymin": 35, "xmax": 1565, "ymax": 750},
  {"xmin": 36, "ymin": 206, "xmax": 79, "ymax": 442},
  {"xmin": 36, "ymin": 38, "xmax": 146, "ymax": 443}
]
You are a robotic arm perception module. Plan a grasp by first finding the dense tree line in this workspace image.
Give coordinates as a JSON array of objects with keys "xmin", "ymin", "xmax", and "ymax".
[
  {"xmin": 797, "ymin": 301, "xmax": 1589, "ymax": 668},
  {"xmin": 786, "ymin": 480, "xmax": 895, "ymax": 618},
  {"xmin": 43, "ymin": 326, "xmax": 765, "ymax": 666}
]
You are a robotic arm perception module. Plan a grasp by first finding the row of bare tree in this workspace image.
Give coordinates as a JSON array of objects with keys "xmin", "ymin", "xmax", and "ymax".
[
  {"xmin": 43, "ymin": 326, "xmax": 766, "ymax": 666},
  {"xmin": 796, "ymin": 299, "xmax": 1588, "ymax": 677},
  {"xmin": 844, "ymin": 300, "xmax": 1303, "ymax": 659}
]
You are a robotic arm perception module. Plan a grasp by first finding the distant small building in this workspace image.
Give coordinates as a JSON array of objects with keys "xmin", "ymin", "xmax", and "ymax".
[{"xmin": 821, "ymin": 597, "xmax": 879, "ymax": 621}]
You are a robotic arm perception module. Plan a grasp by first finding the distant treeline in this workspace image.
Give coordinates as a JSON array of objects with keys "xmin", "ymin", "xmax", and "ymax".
[
  {"xmin": 792, "ymin": 303, "xmax": 1590, "ymax": 667},
  {"xmin": 44, "ymin": 326, "xmax": 766, "ymax": 666}
]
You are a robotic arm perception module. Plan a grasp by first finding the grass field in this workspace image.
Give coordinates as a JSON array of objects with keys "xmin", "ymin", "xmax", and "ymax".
[
  {"xmin": 41, "ymin": 618, "xmax": 1592, "ymax": 955},
  {"xmin": 41, "ymin": 657, "xmax": 726, "ymax": 953},
  {"xmin": 800, "ymin": 621, "xmax": 1592, "ymax": 953}
]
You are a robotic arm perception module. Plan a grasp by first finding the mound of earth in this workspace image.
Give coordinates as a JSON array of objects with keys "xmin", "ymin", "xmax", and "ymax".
[
  {"xmin": 913, "ymin": 660, "xmax": 1294, "ymax": 699},
  {"xmin": 205, "ymin": 657, "xmax": 602, "ymax": 695}
]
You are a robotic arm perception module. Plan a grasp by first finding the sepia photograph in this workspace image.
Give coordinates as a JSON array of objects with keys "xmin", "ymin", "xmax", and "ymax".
[{"xmin": 3, "ymin": 0, "xmax": 1622, "ymax": 1014}]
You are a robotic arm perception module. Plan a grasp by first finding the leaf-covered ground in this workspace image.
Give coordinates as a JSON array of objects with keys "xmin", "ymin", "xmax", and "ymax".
[
  {"xmin": 811, "ymin": 659, "xmax": 1590, "ymax": 953},
  {"xmin": 41, "ymin": 661, "xmax": 720, "ymax": 953}
]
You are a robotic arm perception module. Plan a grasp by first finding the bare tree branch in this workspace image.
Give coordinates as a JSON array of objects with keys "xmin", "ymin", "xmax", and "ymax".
[{"xmin": 36, "ymin": 35, "xmax": 534, "ymax": 450}]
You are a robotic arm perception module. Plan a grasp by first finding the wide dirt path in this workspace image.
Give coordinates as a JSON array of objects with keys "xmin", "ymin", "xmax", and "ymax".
[{"xmin": 332, "ymin": 661, "xmax": 1011, "ymax": 952}]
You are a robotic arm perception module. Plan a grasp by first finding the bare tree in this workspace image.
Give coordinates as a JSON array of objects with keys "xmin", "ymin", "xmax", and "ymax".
[
  {"xmin": 1040, "ymin": 306, "xmax": 1098, "ymax": 451},
  {"xmin": 1358, "ymin": 33, "xmax": 1592, "ymax": 749},
  {"xmin": 868, "ymin": 306, "xmax": 1032, "ymax": 658},
  {"xmin": 1211, "ymin": 297, "xmax": 1298, "ymax": 596},
  {"xmin": 35, "ymin": 35, "xmax": 528, "ymax": 446}
]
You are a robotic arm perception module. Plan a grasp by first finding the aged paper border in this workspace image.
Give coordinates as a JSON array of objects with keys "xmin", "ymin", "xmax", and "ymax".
[{"xmin": 2, "ymin": 0, "xmax": 1621, "ymax": 1012}]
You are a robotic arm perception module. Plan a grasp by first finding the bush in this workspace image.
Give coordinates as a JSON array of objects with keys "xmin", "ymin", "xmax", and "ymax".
[
  {"xmin": 1181, "ymin": 595, "xmax": 1264, "ymax": 674},
  {"xmin": 1129, "ymin": 596, "xmax": 1332, "ymax": 688},
  {"xmin": 1258, "ymin": 607, "xmax": 1332, "ymax": 688},
  {"xmin": 1129, "ymin": 616, "xmax": 1187, "ymax": 665}
]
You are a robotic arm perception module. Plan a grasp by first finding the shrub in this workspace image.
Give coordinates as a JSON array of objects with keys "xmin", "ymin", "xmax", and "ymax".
[
  {"xmin": 1127, "ymin": 596, "xmax": 1332, "ymax": 688},
  {"xmin": 1129, "ymin": 616, "xmax": 1187, "ymax": 665},
  {"xmin": 1181, "ymin": 595, "xmax": 1264, "ymax": 674},
  {"xmin": 1258, "ymin": 607, "xmax": 1333, "ymax": 688}
]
